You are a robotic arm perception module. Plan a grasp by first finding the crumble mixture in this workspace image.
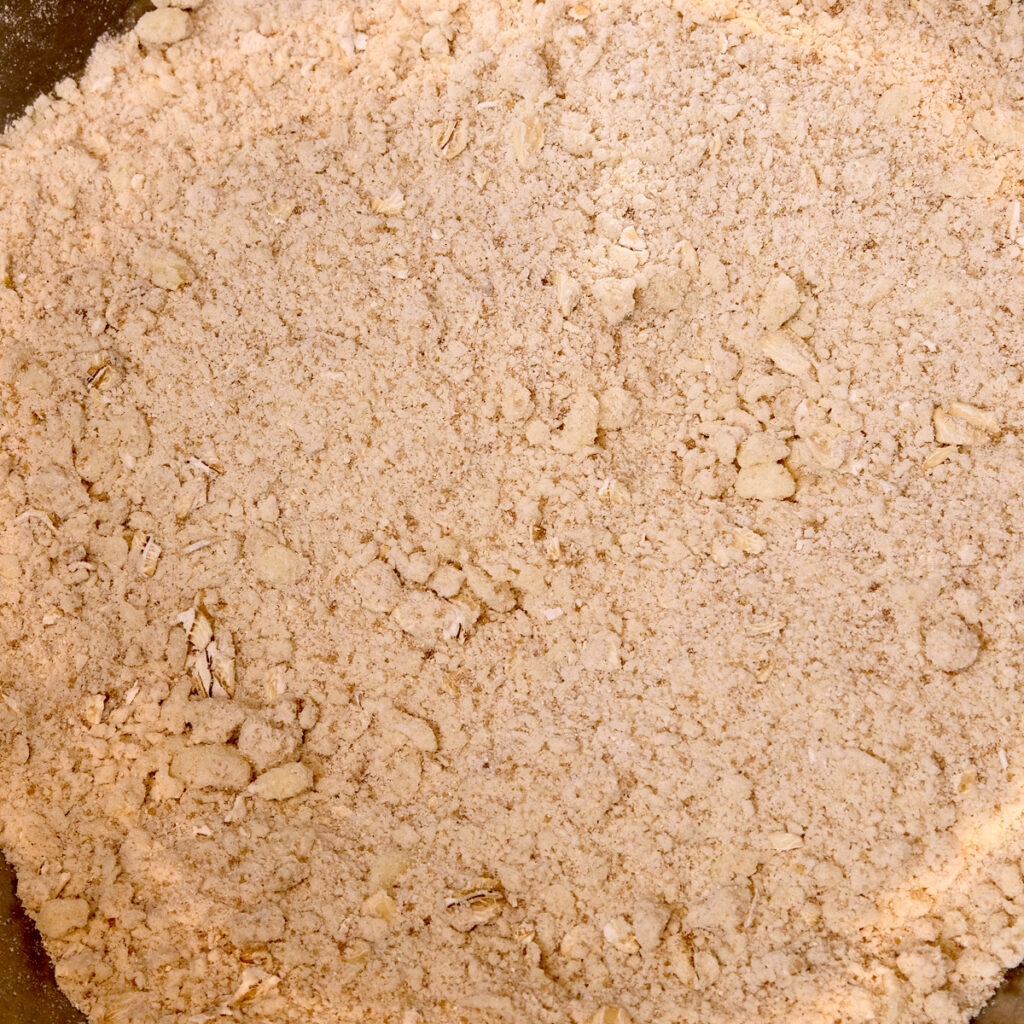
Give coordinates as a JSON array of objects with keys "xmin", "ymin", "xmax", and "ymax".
[{"xmin": 3, "ymin": 1, "xmax": 1024, "ymax": 1022}]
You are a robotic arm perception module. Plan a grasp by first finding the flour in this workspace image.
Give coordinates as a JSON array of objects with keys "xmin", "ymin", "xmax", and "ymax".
[{"xmin": 2, "ymin": 1, "xmax": 1024, "ymax": 1022}]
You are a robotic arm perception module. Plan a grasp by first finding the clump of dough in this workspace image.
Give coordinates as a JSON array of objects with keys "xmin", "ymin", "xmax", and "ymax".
[
  {"xmin": 735, "ymin": 462, "xmax": 796, "ymax": 500},
  {"xmin": 170, "ymin": 744, "xmax": 252, "ymax": 790},
  {"xmin": 249, "ymin": 538, "xmax": 309, "ymax": 586},
  {"xmin": 591, "ymin": 277, "xmax": 636, "ymax": 325},
  {"xmin": 36, "ymin": 898, "xmax": 90, "ymax": 939},
  {"xmin": 250, "ymin": 762, "xmax": 313, "ymax": 800},
  {"xmin": 136, "ymin": 8, "xmax": 192, "ymax": 47},
  {"xmin": 924, "ymin": 615, "xmax": 980, "ymax": 672}
]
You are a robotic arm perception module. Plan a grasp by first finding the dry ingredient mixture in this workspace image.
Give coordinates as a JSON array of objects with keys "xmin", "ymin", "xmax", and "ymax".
[{"xmin": 2, "ymin": 1, "xmax": 1024, "ymax": 1021}]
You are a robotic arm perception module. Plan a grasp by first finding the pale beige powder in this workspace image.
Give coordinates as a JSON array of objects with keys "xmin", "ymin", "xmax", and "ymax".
[{"xmin": 2, "ymin": 1, "xmax": 1024, "ymax": 1022}]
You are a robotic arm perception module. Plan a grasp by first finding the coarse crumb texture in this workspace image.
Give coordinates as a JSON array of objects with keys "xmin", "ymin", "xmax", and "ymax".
[{"xmin": 2, "ymin": 1, "xmax": 1024, "ymax": 1022}]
